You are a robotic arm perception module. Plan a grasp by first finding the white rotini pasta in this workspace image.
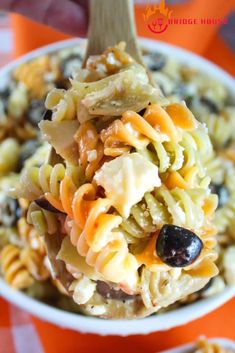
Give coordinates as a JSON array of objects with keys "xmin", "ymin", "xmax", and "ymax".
[
  {"xmin": 0, "ymin": 138, "xmax": 20, "ymax": 176},
  {"xmin": 199, "ymin": 108, "xmax": 235, "ymax": 150},
  {"xmin": 45, "ymin": 89, "xmax": 77, "ymax": 122},
  {"xmin": 7, "ymin": 83, "xmax": 29, "ymax": 119},
  {"xmin": 140, "ymin": 266, "xmax": 210, "ymax": 310},
  {"xmin": 15, "ymin": 163, "xmax": 66, "ymax": 201},
  {"xmin": 215, "ymin": 196, "xmax": 235, "ymax": 235}
]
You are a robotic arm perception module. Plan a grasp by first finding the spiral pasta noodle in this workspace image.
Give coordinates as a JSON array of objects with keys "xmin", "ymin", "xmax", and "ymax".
[
  {"xmin": 74, "ymin": 122, "xmax": 104, "ymax": 181},
  {"xmin": 100, "ymin": 103, "xmax": 198, "ymax": 157},
  {"xmin": 27, "ymin": 202, "xmax": 59, "ymax": 237},
  {"xmin": 138, "ymin": 126, "xmax": 213, "ymax": 183},
  {"xmin": 15, "ymin": 162, "xmax": 81, "ymax": 204},
  {"xmin": 20, "ymin": 247, "xmax": 49, "ymax": 281},
  {"xmin": 215, "ymin": 197, "xmax": 235, "ymax": 235},
  {"xmin": 0, "ymin": 244, "xmax": 34, "ymax": 289},
  {"xmin": 65, "ymin": 183, "xmax": 138, "ymax": 285},
  {"xmin": 17, "ymin": 217, "xmax": 45, "ymax": 254},
  {"xmin": 140, "ymin": 267, "xmax": 211, "ymax": 310},
  {"xmin": 45, "ymin": 89, "xmax": 77, "ymax": 122},
  {"xmin": 199, "ymin": 107, "xmax": 235, "ymax": 150},
  {"xmin": 119, "ymin": 187, "xmax": 217, "ymax": 245}
]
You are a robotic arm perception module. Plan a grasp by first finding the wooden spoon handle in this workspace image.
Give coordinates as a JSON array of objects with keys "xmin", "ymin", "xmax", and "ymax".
[{"xmin": 84, "ymin": 0, "xmax": 143, "ymax": 64}]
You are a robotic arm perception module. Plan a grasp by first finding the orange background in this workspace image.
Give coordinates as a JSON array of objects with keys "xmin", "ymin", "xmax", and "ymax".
[{"xmin": 4, "ymin": 0, "xmax": 235, "ymax": 352}]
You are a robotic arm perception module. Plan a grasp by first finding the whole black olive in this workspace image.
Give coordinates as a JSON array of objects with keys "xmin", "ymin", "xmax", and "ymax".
[
  {"xmin": 156, "ymin": 224, "xmax": 203, "ymax": 267},
  {"xmin": 28, "ymin": 99, "xmax": 45, "ymax": 126},
  {"xmin": 0, "ymin": 88, "xmax": 10, "ymax": 112},
  {"xmin": 210, "ymin": 183, "xmax": 229, "ymax": 209},
  {"xmin": 0, "ymin": 193, "xmax": 21, "ymax": 227}
]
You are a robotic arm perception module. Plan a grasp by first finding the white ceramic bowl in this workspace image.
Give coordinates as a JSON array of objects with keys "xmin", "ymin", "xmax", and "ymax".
[
  {"xmin": 160, "ymin": 338, "xmax": 235, "ymax": 353},
  {"xmin": 0, "ymin": 38, "xmax": 235, "ymax": 336}
]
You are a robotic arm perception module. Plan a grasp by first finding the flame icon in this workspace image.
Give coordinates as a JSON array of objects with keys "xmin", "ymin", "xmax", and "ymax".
[{"xmin": 143, "ymin": 0, "xmax": 173, "ymax": 34}]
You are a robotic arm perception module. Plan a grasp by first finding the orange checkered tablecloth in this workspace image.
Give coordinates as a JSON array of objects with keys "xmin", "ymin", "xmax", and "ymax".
[
  {"xmin": 0, "ymin": 1, "xmax": 235, "ymax": 352},
  {"xmin": 0, "ymin": 299, "xmax": 44, "ymax": 353}
]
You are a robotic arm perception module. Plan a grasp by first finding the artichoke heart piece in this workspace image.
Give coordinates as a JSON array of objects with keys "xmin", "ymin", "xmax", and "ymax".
[{"xmin": 71, "ymin": 64, "xmax": 165, "ymax": 121}]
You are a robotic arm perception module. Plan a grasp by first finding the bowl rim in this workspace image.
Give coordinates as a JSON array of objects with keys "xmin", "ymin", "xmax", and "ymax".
[
  {"xmin": 1, "ymin": 278, "xmax": 235, "ymax": 336},
  {"xmin": 0, "ymin": 37, "xmax": 235, "ymax": 336}
]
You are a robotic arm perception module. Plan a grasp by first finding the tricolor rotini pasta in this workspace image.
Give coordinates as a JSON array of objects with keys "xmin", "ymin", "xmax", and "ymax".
[{"xmin": 11, "ymin": 43, "xmax": 220, "ymax": 319}]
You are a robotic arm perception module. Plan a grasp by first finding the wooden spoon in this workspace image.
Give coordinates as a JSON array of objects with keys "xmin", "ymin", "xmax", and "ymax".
[
  {"xmin": 44, "ymin": 0, "xmax": 150, "ymax": 293},
  {"xmin": 83, "ymin": 0, "xmax": 143, "ymax": 65}
]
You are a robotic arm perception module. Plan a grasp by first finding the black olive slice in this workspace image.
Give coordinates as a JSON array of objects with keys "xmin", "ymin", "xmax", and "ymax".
[
  {"xmin": 0, "ymin": 194, "xmax": 21, "ymax": 227},
  {"xmin": 200, "ymin": 97, "xmax": 219, "ymax": 114},
  {"xmin": 18, "ymin": 139, "xmax": 40, "ymax": 170},
  {"xmin": 28, "ymin": 100, "xmax": 46, "ymax": 126},
  {"xmin": 96, "ymin": 281, "xmax": 134, "ymax": 300},
  {"xmin": 0, "ymin": 88, "xmax": 10, "ymax": 112},
  {"xmin": 210, "ymin": 183, "xmax": 229, "ymax": 209},
  {"xmin": 35, "ymin": 197, "xmax": 64, "ymax": 213}
]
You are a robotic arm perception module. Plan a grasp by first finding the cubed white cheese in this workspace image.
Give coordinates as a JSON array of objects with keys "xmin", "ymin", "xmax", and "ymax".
[{"xmin": 94, "ymin": 153, "xmax": 161, "ymax": 218}]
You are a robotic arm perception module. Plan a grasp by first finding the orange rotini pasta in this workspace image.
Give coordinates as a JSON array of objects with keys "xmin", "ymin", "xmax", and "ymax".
[
  {"xmin": 74, "ymin": 122, "xmax": 104, "ymax": 181},
  {"xmin": 13, "ymin": 55, "xmax": 60, "ymax": 100},
  {"xmin": 0, "ymin": 244, "xmax": 34, "ymax": 289}
]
